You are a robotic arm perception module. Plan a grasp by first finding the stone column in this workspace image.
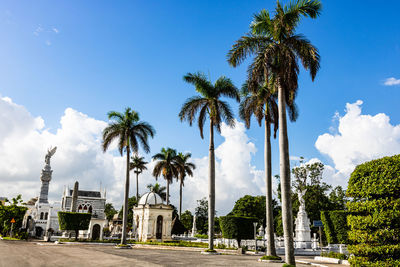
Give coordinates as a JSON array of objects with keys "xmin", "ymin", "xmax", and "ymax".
[{"xmin": 39, "ymin": 165, "xmax": 52, "ymax": 203}]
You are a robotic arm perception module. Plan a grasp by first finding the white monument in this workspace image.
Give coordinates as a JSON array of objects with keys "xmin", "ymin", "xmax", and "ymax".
[
  {"xmin": 191, "ymin": 215, "xmax": 197, "ymax": 237},
  {"xmin": 133, "ymin": 191, "xmax": 173, "ymax": 242},
  {"xmin": 294, "ymin": 189, "xmax": 312, "ymax": 249}
]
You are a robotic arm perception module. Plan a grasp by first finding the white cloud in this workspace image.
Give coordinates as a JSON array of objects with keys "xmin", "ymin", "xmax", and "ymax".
[
  {"xmin": 315, "ymin": 100, "xmax": 400, "ymax": 186},
  {"xmin": 52, "ymin": 27, "xmax": 59, "ymax": 34},
  {"xmin": 0, "ymin": 97, "xmax": 267, "ymax": 215},
  {"xmin": 33, "ymin": 25, "xmax": 43, "ymax": 36},
  {"xmin": 384, "ymin": 77, "xmax": 400, "ymax": 86},
  {"xmin": 45, "ymin": 40, "xmax": 51, "ymax": 46}
]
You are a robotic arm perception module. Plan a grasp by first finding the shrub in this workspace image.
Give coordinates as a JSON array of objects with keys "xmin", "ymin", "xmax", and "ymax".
[
  {"xmin": 0, "ymin": 195, "xmax": 27, "ymax": 237},
  {"xmin": 58, "ymin": 212, "xmax": 91, "ymax": 241},
  {"xmin": 320, "ymin": 210, "xmax": 349, "ymax": 244},
  {"xmin": 194, "ymin": 234, "xmax": 208, "ymax": 239},
  {"xmin": 260, "ymin": 255, "xmax": 282, "ymax": 261},
  {"xmin": 282, "ymin": 264, "xmax": 295, "ymax": 267},
  {"xmin": 346, "ymin": 155, "xmax": 400, "ymax": 266},
  {"xmin": 321, "ymin": 251, "xmax": 348, "ymax": 260},
  {"xmin": 219, "ymin": 215, "xmax": 257, "ymax": 246}
]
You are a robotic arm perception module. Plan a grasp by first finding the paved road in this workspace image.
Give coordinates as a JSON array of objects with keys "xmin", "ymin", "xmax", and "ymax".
[{"xmin": 0, "ymin": 240, "xmax": 313, "ymax": 267}]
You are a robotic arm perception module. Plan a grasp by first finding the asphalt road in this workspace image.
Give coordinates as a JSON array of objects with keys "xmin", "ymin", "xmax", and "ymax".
[{"xmin": 0, "ymin": 240, "xmax": 311, "ymax": 267}]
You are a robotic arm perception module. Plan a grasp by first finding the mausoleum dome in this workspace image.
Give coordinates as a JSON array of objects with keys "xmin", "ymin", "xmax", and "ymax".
[{"xmin": 138, "ymin": 192, "xmax": 163, "ymax": 205}]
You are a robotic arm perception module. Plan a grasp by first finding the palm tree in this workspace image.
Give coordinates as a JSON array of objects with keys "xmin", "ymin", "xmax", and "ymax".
[
  {"xmin": 176, "ymin": 152, "xmax": 196, "ymax": 218},
  {"xmin": 152, "ymin": 147, "xmax": 180, "ymax": 205},
  {"xmin": 179, "ymin": 72, "xmax": 239, "ymax": 251},
  {"xmin": 228, "ymin": 1, "xmax": 321, "ymax": 264},
  {"xmin": 130, "ymin": 155, "xmax": 148, "ymax": 201},
  {"xmin": 146, "ymin": 183, "xmax": 167, "ymax": 201},
  {"xmin": 102, "ymin": 107, "xmax": 155, "ymax": 245}
]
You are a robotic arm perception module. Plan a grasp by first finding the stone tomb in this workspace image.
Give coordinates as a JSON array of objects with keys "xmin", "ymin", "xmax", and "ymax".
[{"xmin": 133, "ymin": 192, "xmax": 173, "ymax": 242}]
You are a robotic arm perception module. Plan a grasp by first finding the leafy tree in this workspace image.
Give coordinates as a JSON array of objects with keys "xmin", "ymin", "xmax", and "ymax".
[
  {"xmin": 329, "ymin": 186, "xmax": 348, "ymax": 210},
  {"xmin": 179, "ymin": 72, "xmax": 239, "ymax": 251},
  {"xmin": 130, "ymin": 155, "xmax": 148, "ymax": 201},
  {"xmin": 146, "ymin": 183, "xmax": 167, "ymax": 201},
  {"xmin": 180, "ymin": 210, "xmax": 193, "ymax": 231},
  {"xmin": 104, "ymin": 203, "xmax": 117, "ymax": 222},
  {"xmin": 176, "ymin": 152, "xmax": 196, "ymax": 218},
  {"xmin": 58, "ymin": 212, "xmax": 91, "ymax": 241},
  {"xmin": 0, "ymin": 195, "xmax": 27, "ymax": 237},
  {"xmin": 102, "ymin": 107, "xmax": 155, "ymax": 245},
  {"xmin": 152, "ymin": 147, "xmax": 180, "ymax": 205},
  {"xmin": 118, "ymin": 196, "xmax": 138, "ymax": 229},
  {"xmin": 347, "ymin": 155, "xmax": 400, "ymax": 266},
  {"xmin": 220, "ymin": 216, "xmax": 258, "ymax": 246},
  {"xmin": 195, "ymin": 197, "xmax": 209, "ymax": 235},
  {"xmin": 228, "ymin": 1, "xmax": 322, "ymax": 264}
]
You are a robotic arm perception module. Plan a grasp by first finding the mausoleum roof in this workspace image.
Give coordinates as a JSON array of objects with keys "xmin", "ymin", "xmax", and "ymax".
[{"xmin": 138, "ymin": 192, "xmax": 163, "ymax": 205}]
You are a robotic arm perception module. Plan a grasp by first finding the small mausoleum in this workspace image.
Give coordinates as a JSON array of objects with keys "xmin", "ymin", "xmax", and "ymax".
[{"xmin": 133, "ymin": 191, "xmax": 173, "ymax": 242}]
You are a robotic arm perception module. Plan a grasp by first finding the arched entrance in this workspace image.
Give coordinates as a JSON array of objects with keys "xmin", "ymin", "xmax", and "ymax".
[
  {"xmin": 92, "ymin": 224, "xmax": 101, "ymax": 240},
  {"xmin": 35, "ymin": 226, "xmax": 43, "ymax": 237},
  {"xmin": 156, "ymin": 215, "xmax": 163, "ymax": 239}
]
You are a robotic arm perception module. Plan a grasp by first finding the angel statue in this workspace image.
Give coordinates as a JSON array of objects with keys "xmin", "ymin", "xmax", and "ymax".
[
  {"xmin": 298, "ymin": 188, "xmax": 307, "ymax": 210},
  {"xmin": 45, "ymin": 146, "xmax": 57, "ymax": 165}
]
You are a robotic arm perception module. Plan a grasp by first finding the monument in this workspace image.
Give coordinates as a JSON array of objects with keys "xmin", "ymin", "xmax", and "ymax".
[
  {"xmin": 191, "ymin": 215, "xmax": 197, "ymax": 237},
  {"xmin": 294, "ymin": 188, "xmax": 312, "ymax": 249}
]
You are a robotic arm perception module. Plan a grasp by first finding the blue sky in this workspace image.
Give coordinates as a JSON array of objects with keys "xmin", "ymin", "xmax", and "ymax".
[{"xmin": 1, "ymin": 1, "xmax": 400, "ymax": 210}]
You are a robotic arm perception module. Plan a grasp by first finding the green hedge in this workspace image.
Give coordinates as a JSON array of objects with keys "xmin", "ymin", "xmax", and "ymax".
[
  {"xmin": 320, "ymin": 210, "xmax": 349, "ymax": 244},
  {"xmin": 58, "ymin": 212, "xmax": 91, "ymax": 240},
  {"xmin": 346, "ymin": 155, "xmax": 400, "ymax": 266},
  {"xmin": 219, "ymin": 215, "xmax": 257, "ymax": 245}
]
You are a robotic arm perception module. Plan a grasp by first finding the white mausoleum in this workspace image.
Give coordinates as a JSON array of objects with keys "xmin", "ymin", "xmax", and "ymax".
[{"xmin": 133, "ymin": 191, "xmax": 173, "ymax": 242}]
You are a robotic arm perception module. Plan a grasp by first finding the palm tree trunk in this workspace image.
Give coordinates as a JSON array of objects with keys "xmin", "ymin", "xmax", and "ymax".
[
  {"xmin": 166, "ymin": 179, "xmax": 170, "ymax": 205},
  {"xmin": 179, "ymin": 179, "xmax": 183, "ymax": 219},
  {"xmin": 278, "ymin": 84, "xmax": 295, "ymax": 264},
  {"xmin": 136, "ymin": 171, "xmax": 139, "ymax": 202},
  {"xmin": 208, "ymin": 122, "xmax": 215, "ymax": 251},
  {"xmin": 265, "ymin": 118, "xmax": 277, "ymax": 256},
  {"xmin": 121, "ymin": 145, "xmax": 130, "ymax": 245}
]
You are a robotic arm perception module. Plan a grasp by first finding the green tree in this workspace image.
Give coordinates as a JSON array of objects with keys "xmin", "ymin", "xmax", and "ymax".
[
  {"xmin": 180, "ymin": 210, "xmax": 193, "ymax": 231},
  {"xmin": 179, "ymin": 72, "xmax": 239, "ymax": 251},
  {"xmin": 347, "ymin": 155, "xmax": 400, "ymax": 266},
  {"xmin": 129, "ymin": 155, "xmax": 148, "ymax": 202},
  {"xmin": 0, "ymin": 195, "xmax": 27, "ymax": 237},
  {"xmin": 195, "ymin": 197, "xmax": 209, "ymax": 235},
  {"xmin": 118, "ymin": 196, "xmax": 138, "ymax": 229},
  {"xmin": 104, "ymin": 203, "xmax": 117, "ymax": 222},
  {"xmin": 58, "ymin": 212, "xmax": 91, "ymax": 241},
  {"xmin": 228, "ymin": 1, "xmax": 321, "ymax": 264},
  {"xmin": 102, "ymin": 107, "xmax": 155, "ymax": 245},
  {"xmin": 146, "ymin": 183, "xmax": 167, "ymax": 201},
  {"xmin": 152, "ymin": 147, "xmax": 180, "ymax": 205},
  {"xmin": 329, "ymin": 186, "xmax": 347, "ymax": 210},
  {"xmin": 176, "ymin": 152, "xmax": 196, "ymax": 218}
]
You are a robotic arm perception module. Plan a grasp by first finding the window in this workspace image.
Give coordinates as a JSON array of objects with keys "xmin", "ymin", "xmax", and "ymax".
[
  {"xmin": 78, "ymin": 203, "xmax": 92, "ymax": 214},
  {"xmin": 44, "ymin": 212, "xmax": 48, "ymax": 220},
  {"xmin": 40, "ymin": 212, "xmax": 44, "ymax": 220}
]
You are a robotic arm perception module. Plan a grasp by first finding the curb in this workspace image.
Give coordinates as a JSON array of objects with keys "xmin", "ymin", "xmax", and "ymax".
[{"xmin": 296, "ymin": 260, "xmax": 329, "ymax": 267}]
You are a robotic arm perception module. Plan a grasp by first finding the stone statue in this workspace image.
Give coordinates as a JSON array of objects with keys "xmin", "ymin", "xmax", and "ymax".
[
  {"xmin": 298, "ymin": 188, "xmax": 307, "ymax": 210},
  {"xmin": 45, "ymin": 146, "xmax": 57, "ymax": 165},
  {"xmin": 191, "ymin": 215, "xmax": 197, "ymax": 237}
]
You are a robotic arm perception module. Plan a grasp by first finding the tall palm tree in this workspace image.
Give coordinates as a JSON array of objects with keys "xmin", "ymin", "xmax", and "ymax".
[
  {"xmin": 130, "ymin": 155, "xmax": 148, "ymax": 201},
  {"xmin": 102, "ymin": 107, "xmax": 155, "ymax": 245},
  {"xmin": 152, "ymin": 147, "xmax": 180, "ymax": 205},
  {"xmin": 228, "ymin": 1, "xmax": 321, "ymax": 264},
  {"xmin": 179, "ymin": 72, "xmax": 239, "ymax": 251},
  {"xmin": 146, "ymin": 183, "xmax": 167, "ymax": 201},
  {"xmin": 176, "ymin": 152, "xmax": 196, "ymax": 218}
]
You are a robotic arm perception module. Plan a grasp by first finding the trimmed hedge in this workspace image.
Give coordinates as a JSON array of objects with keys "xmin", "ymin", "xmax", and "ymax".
[
  {"xmin": 219, "ymin": 215, "xmax": 257, "ymax": 245},
  {"xmin": 346, "ymin": 155, "xmax": 400, "ymax": 266},
  {"xmin": 58, "ymin": 212, "xmax": 91, "ymax": 240},
  {"xmin": 320, "ymin": 210, "xmax": 349, "ymax": 244}
]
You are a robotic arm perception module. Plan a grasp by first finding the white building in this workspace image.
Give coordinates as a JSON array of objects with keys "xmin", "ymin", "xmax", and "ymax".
[{"xmin": 133, "ymin": 191, "xmax": 173, "ymax": 242}]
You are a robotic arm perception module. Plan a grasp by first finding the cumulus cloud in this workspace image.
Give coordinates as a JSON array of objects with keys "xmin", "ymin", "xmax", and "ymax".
[
  {"xmin": 315, "ymin": 100, "xmax": 400, "ymax": 186},
  {"xmin": 384, "ymin": 77, "xmax": 400, "ymax": 86},
  {"xmin": 0, "ymin": 97, "xmax": 267, "ymax": 215}
]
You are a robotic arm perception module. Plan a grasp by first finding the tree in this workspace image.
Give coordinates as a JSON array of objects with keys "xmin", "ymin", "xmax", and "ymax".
[
  {"xmin": 180, "ymin": 210, "xmax": 194, "ymax": 231},
  {"xmin": 118, "ymin": 196, "xmax": 138, "ymax": 229},
  {"xmin": 102, "ymin": 107, "xmax": 155, "ymax": 245},
  {"xmin": 228, "ymin": 1, "xmax": 321, "ymax": 264},
  {"xmin": 176, "ymin": 152, "xmax": 196, "ymax": 218},
  {"xmin": 0, "ymin": 195, "xmax": 27, "ymax": 237},
  {"xmin": 146, "ymin": 183, "xmax": 167, "ymax": 201},
  {"xmin": 195, "ymin": 197, "xmax": 209, "ymax": 235},
  {"xmin": 104, "ymin": 203, "xmax": 117, "ymax": 222},
  {"xmin": 152, "ymin": 147, "xmax": 180, "ymax": 205},
  {"xmin": 329, "ymin": 186, "xmax": 348, "ymax": 211},
  {"xmin": 129, "ymin": 155, "xmax": 148, "ymax": 202},
  {"xmin": 179, "ymin": 72, "xmax": 239, "ymax": 251},
  {"xmin": 347, "ymin": 155, "xmax": 400, "ymax": 266},
  {"xmin": 239, "ymin": 81, "xmax": 283, "ymax": 256},
  {"xmin": 58, "ymin": 212, "xmax": 91, "ymax": 241},
  {"xmin": 228, "ymin": 0, "xmax": 322, "ymax": 265}
]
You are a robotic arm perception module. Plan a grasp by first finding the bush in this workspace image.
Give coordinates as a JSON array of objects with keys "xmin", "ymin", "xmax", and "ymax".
[
  {"xmin": 260, "ymin": 255, "xmax": 282, "ymax": 261},
  {"xmin": 346, "ymin": 155, "xmax": 400, "ymax": 266},
  {"xmin": 320, "ymin": 210, "xmax": 349, "ymax": 244},
  {"xmin": 219, "ymin": 215, "xmax": 257, "ymax": 245},
  {"xmin": 58, "ymin": 212, "xmax": 91, "ymax": 241},
  {"xmin": 194, "ymin": 234, "xmax": 208, "ymax": 239},
  {"xmin": 0, "ymin": 195, "xmax": 27, "ymax": 237},
  {"xmin": 321, "ymin": 251, "xmax": 348, "ymax": 260},
  {"xmin": 282, "ymin": 264, "xmax": 295, "ymax": 267}
]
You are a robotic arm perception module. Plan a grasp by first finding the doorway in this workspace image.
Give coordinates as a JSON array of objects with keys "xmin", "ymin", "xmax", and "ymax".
[
  {"xmin": 92, "ymin": 224, "xmax": 101, "ymax": 240},
  {"xmin": 156, "ymin": 216, "xmax": 163, "ymax": 239}
]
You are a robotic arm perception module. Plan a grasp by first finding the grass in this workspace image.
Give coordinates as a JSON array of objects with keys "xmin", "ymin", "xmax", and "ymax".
[
  {"xmin": 260, "ymin": 255, "xmax": 282, "ymax": 261},
  {"xmin": 1, "ymin": 236, "xmax": 21, "ymax": 241},
  {"xmin": 204, "ymin": 249, "xmax": 217, "ymax": 253},
  {"xmin": 282, "ymin": 264, "xmax": 295, "ymax": 267}
]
